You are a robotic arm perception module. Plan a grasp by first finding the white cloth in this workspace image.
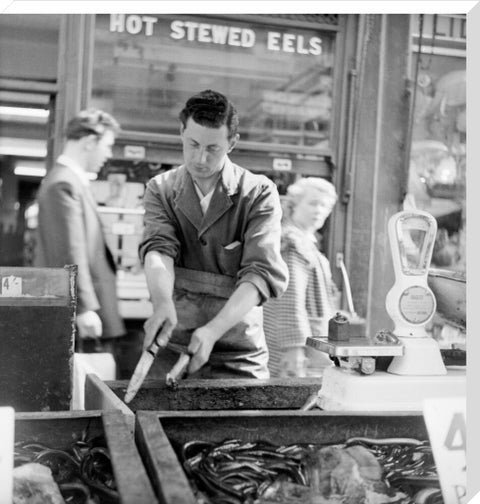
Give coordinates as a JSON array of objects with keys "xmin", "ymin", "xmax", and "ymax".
[{"xmin": 72, "ymin": 353, "xmax": 116, "ymax": 410}]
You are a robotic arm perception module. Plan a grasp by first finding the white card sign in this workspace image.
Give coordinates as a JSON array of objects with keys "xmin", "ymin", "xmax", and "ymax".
[
  {"xmin": 423, "ymin": 397, "xmax": 466, "ymax": 504},
  {"xmin": 0, "ymin": 275, "xmax": 22, "ymax": 297},
  {"xmin": 0, "ymin": 406, "xmax": 14, "ymax": 504}
]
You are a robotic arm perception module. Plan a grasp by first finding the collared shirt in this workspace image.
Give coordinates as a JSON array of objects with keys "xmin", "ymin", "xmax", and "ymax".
[
  {"xmin": 193, "ymin": 183, "xmax": 215, "ymax": 215},
  {"xmin": 57, "ymin": 154, "xmax": 90, "ymax": 187}
]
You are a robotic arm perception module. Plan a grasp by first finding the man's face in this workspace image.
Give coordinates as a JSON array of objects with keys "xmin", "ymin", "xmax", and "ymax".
[
  {"xmin": 86, "ymin": 129, "xmax": 115, "ymax": 173},
  {"xmin": 181, "ymin": 117, "xmax": 237, "ymax": 182}
]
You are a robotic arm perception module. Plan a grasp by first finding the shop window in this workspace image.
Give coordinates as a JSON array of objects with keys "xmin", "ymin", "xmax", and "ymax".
[
  {"xmin": 407, "ymin": 14, "xmax": 466, "ymax": 350},
  {"xmin": 408, "ymin": 14, "xmax": 466, "ymax": 273},
  {"xmin": 91, "ymin": 14, "xmax": 335, "ymax": 151}
]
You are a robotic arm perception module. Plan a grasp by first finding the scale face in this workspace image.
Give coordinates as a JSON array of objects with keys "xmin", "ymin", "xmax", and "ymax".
[
  {"xmin": 396, "ymin": 213, "xmax": 435, "ymax": 276},
  {"xmin": 386, "ymin": 210, "xmax": 446, "ymax": 375},
  {"xmin": 386, "ymin": 211, "xmax": 437, "ymax": 332}
]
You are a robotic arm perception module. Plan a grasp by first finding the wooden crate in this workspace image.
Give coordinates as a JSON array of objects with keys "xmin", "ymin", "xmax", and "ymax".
[
  {"xmin": 135, "ymin": 410, "xmax": 428, "ymax": 504},
  {"xmin": 0, "ymin": 266, "xmax": 76, "ymax": 411},
  {"xmin": 15, "ymin": 410, "xmax": 157, "ymax": 504},
  {"xmin": 85, "ymin": 373, "xmax": 322, "ymax": 413}
]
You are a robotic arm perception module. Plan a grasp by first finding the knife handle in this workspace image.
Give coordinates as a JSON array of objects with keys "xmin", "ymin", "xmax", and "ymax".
[{"xmin": 148, "ymin": 340, "xmax": 161, "ymax": 357}]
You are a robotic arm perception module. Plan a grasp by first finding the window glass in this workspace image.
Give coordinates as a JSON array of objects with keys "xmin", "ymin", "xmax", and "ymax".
[
  {"xmin": 408, "ymin": 14, "xmax": 466, "ymax": 274},
  {"xmin": 407, "ymin": 14, "xmax": 466, "ymax": 351},
  {"xmin": 91, "ymin": 14, "xmax": 335, "ymax": 150}
]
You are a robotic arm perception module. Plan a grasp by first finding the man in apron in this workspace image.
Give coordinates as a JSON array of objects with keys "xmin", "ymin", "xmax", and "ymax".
[{"xmin": 138, "ymin": 89, "xmax": 289, "ymax": 379}]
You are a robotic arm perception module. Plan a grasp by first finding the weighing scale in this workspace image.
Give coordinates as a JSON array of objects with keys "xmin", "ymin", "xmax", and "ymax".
[{"xmin": 306, "ymin": 210, "xmax": 466, "ymax": 411}]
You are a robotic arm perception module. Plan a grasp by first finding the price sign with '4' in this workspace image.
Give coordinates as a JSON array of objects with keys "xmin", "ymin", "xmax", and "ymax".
[
  {"xmin": 0, "ymin": 275, "xmax": 22, "ymax": 297},
  {"xmin": 423, "ymin": 397, "xmax": 466, "ymax": 504}
]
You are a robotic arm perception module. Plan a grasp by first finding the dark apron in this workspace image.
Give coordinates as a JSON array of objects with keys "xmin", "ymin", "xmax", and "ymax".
[{"xmin": 164, "ymin": 267, "xmax": 269, "ymax": 379}]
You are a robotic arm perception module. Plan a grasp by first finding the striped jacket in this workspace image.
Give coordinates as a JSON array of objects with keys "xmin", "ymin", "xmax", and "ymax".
[{"xmin": 263, "ymin": 224, "xmax": 339, "ymax": 376}]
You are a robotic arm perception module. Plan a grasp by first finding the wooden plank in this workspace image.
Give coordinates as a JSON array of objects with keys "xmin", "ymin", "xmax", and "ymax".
[
  {"xmin": 103, "ymin": 378, "xmax": 322, "ymax": 412},
  {"xmin": 0, "ymin": 266, "xmax": 74, "ymax": 299},
  {"xmin": 103, "ymin": 411, "xmax": 158, "ymax": 504},
  {"xmin": 84, "ymin": 374, "xmax": 134, "ymax": 429},
  {"xmin": 15, "ymin": 410, "xmax": 157, "ymax": 504},
  {"xmin": 15, "ymin": 410, "xmax": 104, "ymax": 447},
  {"xmin": 136, "ymin": 410, "xmax": 428, "ymax": 504},
  {"xmin": 136, "ymin": 412, "xmax": 197, "ymax": 504}
]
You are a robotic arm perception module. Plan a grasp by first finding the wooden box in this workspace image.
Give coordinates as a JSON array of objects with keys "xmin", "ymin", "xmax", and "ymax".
[
  {"xmin": 15, "ymin": 410, "xmax": 157, "ymax": 503},
  {"xmin": 0, "ymin": 266, "xmax": 76, "ymax": 411},
  {"xmin": 135, "ymin": 410, "xmax": 428, "ymax": 504},
  {"xmin": 85, "ymin": 373, "xmax": 322, "ymax": 413}
]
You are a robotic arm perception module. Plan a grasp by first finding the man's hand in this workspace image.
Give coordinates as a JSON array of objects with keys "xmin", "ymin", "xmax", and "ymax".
[
  {"xmin": 143, "ymin": 299, "xmax": 177, "ymax": 349},
  {"xmin": 187, "ymin": 324, "xmax": 223, "ymax": 374},
  {"xmin": 77, "ymin": 310, "xmax": 102, "ymax": 339}
]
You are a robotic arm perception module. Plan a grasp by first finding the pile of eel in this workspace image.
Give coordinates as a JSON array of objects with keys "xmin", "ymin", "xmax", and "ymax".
[
  {"xmin": 181, "ymin": 437, "xmax": 443, "ymax": 504},
  {"xmin": 13, "ymin": 430, "xmax": 119, "ymax": 504}
]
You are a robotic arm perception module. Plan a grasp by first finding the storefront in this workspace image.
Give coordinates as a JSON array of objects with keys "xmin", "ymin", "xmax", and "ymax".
[{"xmin": 1, "ymin": 13, "xmax": 418, "ymax": 333}]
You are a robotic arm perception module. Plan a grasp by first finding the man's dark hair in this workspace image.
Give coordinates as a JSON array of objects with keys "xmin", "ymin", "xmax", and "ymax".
[
  {"xmin": 179, "ymin": 90, "xmax": 239, "ymax": 139},
  {"xmin": 65, "ymin": 108, "xmax": 120, "ymax": 140}
]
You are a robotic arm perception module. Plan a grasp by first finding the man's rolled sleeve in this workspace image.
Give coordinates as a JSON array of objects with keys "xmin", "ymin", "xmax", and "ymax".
[
  {"xmin": 138, "ymin": 178, "xmax": 180, "ymax": 263},
  {"xmin": 236, "ymin": 180, "xmax": 289, "ymax": 303}
]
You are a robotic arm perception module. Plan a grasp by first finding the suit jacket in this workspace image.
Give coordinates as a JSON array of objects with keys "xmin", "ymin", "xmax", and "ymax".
[{"xmin": 35, "ymin": 160, "xmax": 125, "ymax": 338}]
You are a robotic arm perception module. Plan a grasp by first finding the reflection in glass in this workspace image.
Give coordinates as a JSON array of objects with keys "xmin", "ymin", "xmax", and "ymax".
[{"xmin": 397, "ymin": 216, "xmax": 434, "ymax": 275}]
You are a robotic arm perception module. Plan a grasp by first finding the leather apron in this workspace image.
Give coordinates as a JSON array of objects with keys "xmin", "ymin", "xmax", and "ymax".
[{"xmin": 165, "ymin": 266, "xmax": 269, "ymax": 379}]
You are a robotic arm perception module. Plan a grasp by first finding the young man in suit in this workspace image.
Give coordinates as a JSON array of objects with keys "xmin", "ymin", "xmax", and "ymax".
[{"xmin": 35, "ymin": 109, "xmax": 125, "ymax": 352}]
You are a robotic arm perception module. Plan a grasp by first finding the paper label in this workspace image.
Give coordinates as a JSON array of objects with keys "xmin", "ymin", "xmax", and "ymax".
[
  {"xmin": 423, "ymin": 397, "xmax": 466, "ymax": 504},
  {"xmin": 112, "ymin": 222, "xmax": 136, "ymax": 235},
  {"xmin": 0, "ymin": 407, "xmax": 14, "ymax": 504},
  {"xmin": 0, "ymin": 275, "xmax": 22, "ymax": 297}
]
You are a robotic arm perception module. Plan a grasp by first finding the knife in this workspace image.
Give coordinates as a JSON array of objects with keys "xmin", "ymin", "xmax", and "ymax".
[{"xmin": 124, "ymin": 339, "xmax": 161, "ymax": 404}]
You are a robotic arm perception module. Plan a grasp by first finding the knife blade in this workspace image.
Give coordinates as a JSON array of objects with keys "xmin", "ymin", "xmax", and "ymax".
[{"xmin": 124, "ymin": 340, "xmax": 161, "ymax": 404}]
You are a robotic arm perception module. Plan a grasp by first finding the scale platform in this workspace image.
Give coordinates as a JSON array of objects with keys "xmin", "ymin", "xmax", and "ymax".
[
  {"xmin": 316, "ymin": 365, "xmax": 466, "ymax": 411},
  {"xmin": 307, "ymin": 336, "xmax": 404, "ymax": 357}
]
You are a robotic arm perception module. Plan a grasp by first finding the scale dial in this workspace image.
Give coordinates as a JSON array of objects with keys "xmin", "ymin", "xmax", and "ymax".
[{"xmin": 398, "ymin": 285, "xmax": 436, "ymax": 324}]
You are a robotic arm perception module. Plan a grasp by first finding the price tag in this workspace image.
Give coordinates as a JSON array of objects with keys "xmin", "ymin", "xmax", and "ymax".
[
  {"xmin": 0, "ymin": 275, "xmax": 22, "ymax": 297},
  {"xmin": 423, "ymin": 397, "xmax": 466, "ymax": 504},
  {"xmin": 0, "ymin": 406, "xmax": 14, "ymax": 504},
  {"xmin": 112, "ymin": 222, "xmax": 136, "ymax": 235}
]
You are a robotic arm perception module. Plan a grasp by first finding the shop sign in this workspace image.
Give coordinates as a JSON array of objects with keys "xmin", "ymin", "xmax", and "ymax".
[
  {"xmin": 0, "ymin": 407, "xmax": 14, "ymax": 504},
  {"xmin": 272, "ymin": 158, "xmax": 292, "ymax": 171},
  {"xmin": 124, "ymin": 145, "xmax": 146, "ymax": 160},
  {"xmin": 423, "ymin": 397, "xmax": 466, "ymax": 504},
  {"xmin": 109, "ymin": 14, "xmax": 324, "ymax": 56}
]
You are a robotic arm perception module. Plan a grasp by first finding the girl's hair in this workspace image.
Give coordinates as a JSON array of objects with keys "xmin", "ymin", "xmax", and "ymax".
[{"xmin": 283, "ymin": 177, "xmax": 337, "ymax": 219}]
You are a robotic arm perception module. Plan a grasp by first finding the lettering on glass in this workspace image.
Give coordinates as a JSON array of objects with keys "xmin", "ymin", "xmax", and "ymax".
[{"xmin": 108, "ymin": 15, "xmax": 324, "ymax": 56}]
